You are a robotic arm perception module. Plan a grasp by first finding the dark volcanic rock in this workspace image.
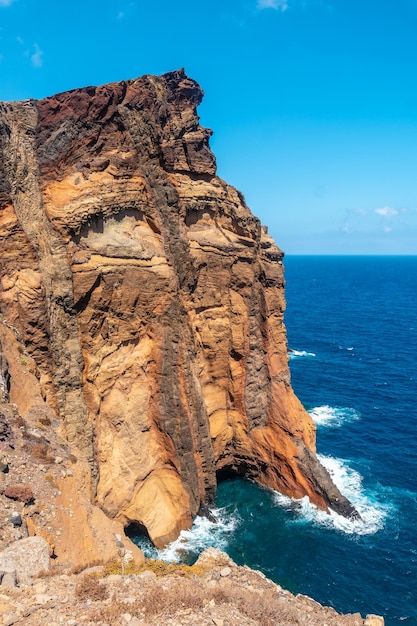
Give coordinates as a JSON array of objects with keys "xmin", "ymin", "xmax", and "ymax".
[{"xmin": 0, "ymin": 411, "xmax": 13, "ymax": 449}]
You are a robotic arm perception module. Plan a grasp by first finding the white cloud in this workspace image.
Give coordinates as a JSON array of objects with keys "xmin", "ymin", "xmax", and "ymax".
[
  {"xmin": 257, "ymin": 0, "xmax": 289, "ymax": 11},
  {"xmin": 31, "ymin": 43, "xmax": 43, "ymax": 68},
  {"xmin": 375, "ymin": 206, "xmax": 399, "ymax": 218}
]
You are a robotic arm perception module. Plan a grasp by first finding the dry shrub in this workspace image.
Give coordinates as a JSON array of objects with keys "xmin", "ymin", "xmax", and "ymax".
[
  {"xmin": 102, "ymin": 558, "xmax": 208, "ymax": 579},
  {"xmin": 237, "ymin": 588, "xmax": 294, "ymax": 626},
  {"xmin": 211, "ymin": 583, "xmax": 231, "ymax": 605},
  {"xmin": 211, "ymin": 581, "xmax": 294, "ymax": 626},
  {"xmin": 23, "ymin": 433, "xmax": 54, "ymax": 463},
  {"xmin": 90, "ymin": 599, "xmax": 143, "ymax": 623},
  {"xmin": 76, "ymin": 575, "xmax": 108, "ymax": 601},
  {"xmin": 142, "ymin": 579, "xmax": 206, "ymax": 619},
  {"xmin": 88, "ymin": 561, "xmax": 294, "ymax": 625},
  {"xmin": 30, "ymin": 442, "xmax": 51, "ymax": 461},
  {"xmin": 136, "ymin": 578, "xmax": 291, "ymax": 625}
]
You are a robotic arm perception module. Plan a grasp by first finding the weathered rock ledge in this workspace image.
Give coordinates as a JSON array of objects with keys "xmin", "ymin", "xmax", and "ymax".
[
  {"xmin": 0, "ymin": 547, "xmax": 384, "ymax": 626},
  {"xmin": 0, "ymin": 69, "xmax": 357, "ymax": 552}
]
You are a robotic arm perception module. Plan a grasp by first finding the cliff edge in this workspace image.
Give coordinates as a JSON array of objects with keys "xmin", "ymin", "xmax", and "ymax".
[{"xmin": 0, "ymin": 69, "xmax": 357, "ymax": 552}]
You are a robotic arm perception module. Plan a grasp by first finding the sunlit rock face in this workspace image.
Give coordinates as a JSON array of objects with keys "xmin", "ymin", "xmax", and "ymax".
[{"xmin": 0, "ymin": 70, "xmax": 357, "ymax": 547}]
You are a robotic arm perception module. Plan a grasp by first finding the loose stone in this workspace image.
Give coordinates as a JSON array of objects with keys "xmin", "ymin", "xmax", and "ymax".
[{"xmin": 220, "ymin": 567, "xmax": 231, "ymax": 577}]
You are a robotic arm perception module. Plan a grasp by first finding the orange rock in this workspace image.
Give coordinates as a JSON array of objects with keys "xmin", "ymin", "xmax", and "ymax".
[
  {"xmin": 0, "ymin": 70, "xmax": 358, "ymax": 551},
  {"xmin": 25, "ymin": 517, "xmax": 55, "ymax": 556}
]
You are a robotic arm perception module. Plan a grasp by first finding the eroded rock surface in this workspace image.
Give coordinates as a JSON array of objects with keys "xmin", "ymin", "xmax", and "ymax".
[
  {"xmin": 0, "ymin": 69, "xmax": 357, "ymax": 549},
  {"xmin": 0, "ymin": 548, "xmax": 383, "ymax": 626}
]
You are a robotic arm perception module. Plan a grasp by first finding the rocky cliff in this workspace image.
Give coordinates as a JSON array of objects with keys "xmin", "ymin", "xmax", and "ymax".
[{"xmin": 0, "ymin": 69, "xmax": 357, "ymax": 551}]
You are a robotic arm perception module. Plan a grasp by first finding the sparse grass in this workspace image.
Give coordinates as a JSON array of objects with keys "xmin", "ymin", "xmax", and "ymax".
[
  {"xmin": 101, "ymin": 557, "xmax": 209, "ymax": 579},
  {"xmin": 141, "ymin": 578, "xmax": 207, "ymax": 619},
  {"xmin": 75, "ymin": 575, "xmax": 108, "ymax": 602},
  {"xmin": 145, "ymin": 579, "xmax": 292, "ymax": 625},
  {"xmin": 89, "ymin": 599, "xmax": 143, "ymax": 623},
  {"xmin": 232, "ymin": 586, "xmax": 296, "ymax": 625},
  {"xmin": 93, "ymin": 567, "xmax": 294, "ymax": 626}
]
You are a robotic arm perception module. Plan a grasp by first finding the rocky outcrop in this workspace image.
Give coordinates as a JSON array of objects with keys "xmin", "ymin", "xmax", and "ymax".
[
  {"xmin": 0, "ymin": 69, "xmax": 357, "ymax": 549},
  {"xmin": 0, "ymin": 547, "xmax": 383, "ymax": 626}
]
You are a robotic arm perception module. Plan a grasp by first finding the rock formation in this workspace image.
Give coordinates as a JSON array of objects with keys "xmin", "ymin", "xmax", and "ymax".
[{"xmin": 0, "ymin": 69, "xmax": 357, "ymax": 550}]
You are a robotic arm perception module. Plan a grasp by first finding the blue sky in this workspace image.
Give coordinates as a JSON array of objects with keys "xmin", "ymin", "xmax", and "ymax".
[{"xmin": 1, "ymin": 0, "xmax": 417, "ymax": 254}]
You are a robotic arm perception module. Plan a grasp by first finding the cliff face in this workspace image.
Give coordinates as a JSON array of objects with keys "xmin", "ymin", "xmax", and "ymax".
[{"xmin": 0, "ymin": 70, "xmax": 356, "ymax": 548}]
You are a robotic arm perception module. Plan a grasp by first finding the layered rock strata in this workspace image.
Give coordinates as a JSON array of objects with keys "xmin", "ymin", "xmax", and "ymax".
[{"xmin": 0, "ymin": 69, "xmax": 357, "ymax": 549}]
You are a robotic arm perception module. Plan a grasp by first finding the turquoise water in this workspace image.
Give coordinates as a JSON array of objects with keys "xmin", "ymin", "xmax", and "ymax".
[{"xmin": 132, "ymin": 256, "xmax": 417, "ymax": 626}]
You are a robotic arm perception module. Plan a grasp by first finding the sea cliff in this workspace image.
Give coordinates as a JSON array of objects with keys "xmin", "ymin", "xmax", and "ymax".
[{"xmin": 0, "ymin": 69, "xmax": 356, "ymax": 558}]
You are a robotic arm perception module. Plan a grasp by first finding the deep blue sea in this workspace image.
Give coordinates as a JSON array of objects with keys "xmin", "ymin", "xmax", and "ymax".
[{"xmin": 133, "ymin": 256, "xmax": 417, "ymax": 626}]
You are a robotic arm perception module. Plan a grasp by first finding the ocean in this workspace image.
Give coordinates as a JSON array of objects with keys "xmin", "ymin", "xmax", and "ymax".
[{"xmin": 132, "ymin": 256, "xmax": 417, "ymax": 626}]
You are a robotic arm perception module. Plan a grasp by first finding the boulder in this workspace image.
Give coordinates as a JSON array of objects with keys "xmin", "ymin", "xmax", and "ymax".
[
  {"xmin": 3, "ymin": 485, "xmax": 34, "ymax": 504},
  {"xmin": 0, "ymin": 536, "xmax": 50, "ymax": 585}
]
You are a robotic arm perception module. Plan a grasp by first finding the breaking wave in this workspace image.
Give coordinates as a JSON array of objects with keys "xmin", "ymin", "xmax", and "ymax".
[
  {"xmin": 288, "ymin": 349, "xmax": 316, "ymax": 359},
  {"xmin": 273, "ymin": 455, "xmax": 388, "ymax": 536},
  {"xmin": 308, "ymin": 405, "xmax": 360, "ymax": 428},
  {"xmin": 134, "ymin": 507, "xmax": 239, "ymax": 563}
]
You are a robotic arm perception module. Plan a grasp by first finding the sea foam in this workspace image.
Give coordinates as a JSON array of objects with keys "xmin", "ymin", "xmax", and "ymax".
[
  {"xmin": 136, "ymin": 507, "xmax": 239, "ymax": 562},
  {"xmin": 308, "ymin": 405, "xmax": 360, "ymax": 428},
  {"xmin": 273, "ymin": 455, "xmax": 388, "ymax": 536},
  {"xmin": 288, "ymin": 349, "xmax": 316, "ymax": 359}
]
